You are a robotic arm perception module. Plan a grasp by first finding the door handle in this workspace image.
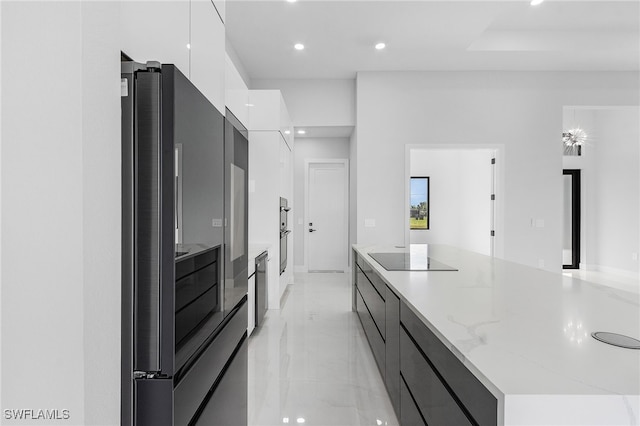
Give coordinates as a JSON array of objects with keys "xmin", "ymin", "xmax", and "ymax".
[{"xmin": 309, "ymin": 229, "xmax": 316, "ymax": 233}]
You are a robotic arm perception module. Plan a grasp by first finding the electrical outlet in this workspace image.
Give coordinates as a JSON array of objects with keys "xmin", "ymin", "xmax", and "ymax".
[
  {"xmin": 364, "ymin": 219, "xmax": 376, "ymax": 228},
  {"xmin": 212, "ymin": 218, "xmax": 223, "ymax": 227},
  {"xmin": 538, "ymin": 259, "xmax": 545, "ymax": 268},
  {"xmin": 535, "ymin": 219, "xmax": 545, "ymax": 228}
]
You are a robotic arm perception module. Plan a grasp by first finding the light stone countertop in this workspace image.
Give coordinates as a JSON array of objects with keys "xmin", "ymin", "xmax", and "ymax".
[{"xmin": 353, "ymin": 244, "xmax": 640, "ymax": 426}]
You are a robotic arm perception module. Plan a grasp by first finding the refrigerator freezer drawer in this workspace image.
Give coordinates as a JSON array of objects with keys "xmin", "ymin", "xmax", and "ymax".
[
  {"xmin": 191, "ymin": 336, "xmax": 248, "ymax": 425},
  {"xmin": 173, "ymin": 299, "xmax": 247, "ymax": 426}
]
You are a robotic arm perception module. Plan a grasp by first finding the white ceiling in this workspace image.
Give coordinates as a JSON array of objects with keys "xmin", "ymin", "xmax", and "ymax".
[{"xmin": 225, "ymin": 0, "xmax": 640, "ymax": 80}]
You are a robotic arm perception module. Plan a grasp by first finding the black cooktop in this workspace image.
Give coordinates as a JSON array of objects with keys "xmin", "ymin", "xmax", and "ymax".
[{"xmin": 369, "ymin": 252, "xmax": 457, "ymax": 271}]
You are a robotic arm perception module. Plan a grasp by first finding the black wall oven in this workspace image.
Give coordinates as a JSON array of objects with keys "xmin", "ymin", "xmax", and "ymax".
[{"xmin": 279, "ymin": 197, "xmax": 291, "ymax": 274}]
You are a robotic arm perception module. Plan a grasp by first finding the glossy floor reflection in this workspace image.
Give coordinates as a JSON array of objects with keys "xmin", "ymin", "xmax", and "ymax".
[{"xmin": 248, "ymin": 272, "xmax": 399, "ymax": 426}]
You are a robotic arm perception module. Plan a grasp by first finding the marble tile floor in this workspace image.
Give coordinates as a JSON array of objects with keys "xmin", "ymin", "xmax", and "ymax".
[{"xmin": 248, "ymin": 272, "xmax": 399, "ymax": 426}]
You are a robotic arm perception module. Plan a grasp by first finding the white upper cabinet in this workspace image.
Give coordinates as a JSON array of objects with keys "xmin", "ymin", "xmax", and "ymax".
[
  {"xmin": 248, "ymin": 90, "xmax": 294, "ymax": 148},
  {"xmin": 120, "ymin": 1, "xmax": 190, "ymax": 74},
  {"xmin": 190, "ymin": 0, "xmax": 226, "ymax": 114},
  {"xmin": 279, "ymin": 98, "xmax": 294, "ymax": 149},
  {"xmin": 225, "ymin": 54, "xmax": 250, "ymax": 129},
  {"xmin": 121, "ymin": 1, "xmax": 225, "ymax": 114},
  {"xmin": 279, "ymin": 133, "xmax": 292, "ymax": 199},
  {"xmin": 213, "ymin": 0, "xmax": 225, "ymax": 23}
]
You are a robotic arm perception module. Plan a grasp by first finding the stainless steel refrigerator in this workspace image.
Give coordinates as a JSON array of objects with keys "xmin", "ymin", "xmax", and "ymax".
[{"xmin": 121, "ymin": 61, "xmax": 248, "ymax": 426}]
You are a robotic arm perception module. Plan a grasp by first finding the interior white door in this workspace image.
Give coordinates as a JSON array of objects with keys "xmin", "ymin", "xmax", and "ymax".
[{"xmin": 307, "ymin": 162, "xmax": 347, "ymax": 271}]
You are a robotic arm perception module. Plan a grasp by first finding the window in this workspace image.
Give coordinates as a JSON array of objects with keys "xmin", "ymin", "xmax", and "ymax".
[{"xmin": 410, "ymin": 177, "xmax": 429, "ymax": 230}]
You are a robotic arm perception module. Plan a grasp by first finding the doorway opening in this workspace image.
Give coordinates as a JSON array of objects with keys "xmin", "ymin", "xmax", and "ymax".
[
  {"xmin": 404, "ymin": 145, "xmax": 503, "ymax": 258},
  {"xmin": 563, "ymin": 169, "xmax": 581, "ymax": 269},
  {"xmin": 304, "ymin": 159, "xmax": 349, "ymax": 272},
  {"xmin": 561, "ymin": 106, "xmax": 639, "ymax": 292}
]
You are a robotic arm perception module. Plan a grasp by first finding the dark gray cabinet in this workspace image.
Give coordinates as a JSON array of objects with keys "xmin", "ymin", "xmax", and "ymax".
[
  {"xmin": 400, "ymin": 377, "xmax": 426, "ymax": 426},
  {"xmin": 401, "ymin": 304, "xmax": 497, "ymax": 426},
  {"xmin": 385, "ymin": 287, "xmax": 400, "ymax": 414},
  {"xmin": 356, "ymin": 266, "xmax": 386, "ymax": 338},
  {"xmin": 401, "ymin": 328, "xmax": 473, "ymax": 425},
  {"xmin": 355, "ymin": 287, "xmax": 385, "ymax": 373},
  {"xmin": 354, "ymin": 251, "xmax": 400, "ymax": 414},
  {"xmin": 352, "ymin": 249, "xmax": 497, "ymax": 426}
]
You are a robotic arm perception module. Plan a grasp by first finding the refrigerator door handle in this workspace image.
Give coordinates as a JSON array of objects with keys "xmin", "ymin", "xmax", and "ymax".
[{"xmin": 134, "ymin": 70, "xmax": 163, "ymax": 373}]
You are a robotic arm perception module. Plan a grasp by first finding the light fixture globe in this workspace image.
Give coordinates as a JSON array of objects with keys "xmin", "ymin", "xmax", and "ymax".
[
  {"xmin": 562, "ymin": 128, "xmax": 587, "ymax": 156},
  {"xmin": 562, "ymin": 128, "xmax": 588, "ymax": 147}
]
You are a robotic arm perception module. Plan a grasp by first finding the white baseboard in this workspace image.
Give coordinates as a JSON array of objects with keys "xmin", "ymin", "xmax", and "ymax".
[
  {"xmin": 280, "ymin": 284, "xmax": 293, "ymax": 309},
  {"xmin": 293, "ymin": 266, "xmax": 353, "ymax": 274},
  {"xmin": 582, "ymin": 263, "xmax": 639, "ymax": 280}
]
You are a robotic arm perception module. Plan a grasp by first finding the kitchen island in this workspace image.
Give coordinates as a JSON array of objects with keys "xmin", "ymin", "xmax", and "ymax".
[{"xmin": 353, "ymin": 244, "xmax": 640, "ymax": 425}]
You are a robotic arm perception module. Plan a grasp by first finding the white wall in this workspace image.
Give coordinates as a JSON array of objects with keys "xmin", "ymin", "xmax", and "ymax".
[
  {"xmin": 292, "ymin": 138, "xmax": 350, "ymax": 268},
  {"xmin": 1, "ymin": 2, "xmax": 121, "ymax": 424},
  {"xmin": 82, "ymin": 3, "xmax": 122, "ymax": 424},
  {"xmin": 356, "ymin": 71, "xmax": 639, "ymax": 272},
  {"xmin": 595, "ymin": 109, "xmax": 639, "ymax": 275},
  {"xmin": 349, "ymin": 129, "xmax": 358, "ymax": 268},
  {"xmin": 564, "ymin": 107, "xmax": 640, "ymax": 276},
  {"xmin": 248, "ymin": 132, "xmax": 281, "ymax": 309},
  {"xmin": 251, "ymin": 79, "xmax": 355, "ymax": 127},
  {"xmin": 409, "ymin": 149, "xmax": 493, "ymax": 256}
]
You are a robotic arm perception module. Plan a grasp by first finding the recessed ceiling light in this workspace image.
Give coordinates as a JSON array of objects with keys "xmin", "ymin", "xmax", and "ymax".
[
  {"xmin": 186, "ymin": 43, "xmax": 191, "ymax": 50},
  {"xmin": 530, "ymin": 0, "xmax": 543, "ymax": 5},
  {"xmin": 286, "ymin": 0, "xmax": 297, "ymax": 2},
  {"xmin": 294, "ymin": 43, "xmax": 305, "ymax": 50},
  {"xmin": 375, "ymin": 42, "xmax": 386, "ymax": 50},
  {"xmin": 284, "ymin": 130, "xmax": 291, "ymax": 135},
  {"xmin": 297, "ymin": 130, "xmax": 306, "ymax": 135}
]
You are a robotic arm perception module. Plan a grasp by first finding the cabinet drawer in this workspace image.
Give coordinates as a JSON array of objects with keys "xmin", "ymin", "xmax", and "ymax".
[
  {"xmin": 400, "ymin": 376, "xmax": 426, "ymax": 426},
  {"xmin": 356, "ymin": 288, "xmax": 385, "ymax": 374},
  {"xmin": 175, "ymin": 284, "xmax": 218, "ymax": 347},
  {"xmin": 401, "ymin": 305, "xmax": 497, "ymax": 426},
  {"xmin": 175, "ymin": 247, "xmax": 218, "ymax": 281},
  {"xmin": 175, "ymin": 262, "xmax": 218, "ymax": 312},
  {"xmin": 356, "ymin": 267, "xmax": 385, "ymax": 339},
  {"xmin": 401, "ymin": 328, "xmax": 473, "ymax": 426},
  {"xmin": 356, "ymin": 256, "xmax": 387, "ymax": 297}
]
